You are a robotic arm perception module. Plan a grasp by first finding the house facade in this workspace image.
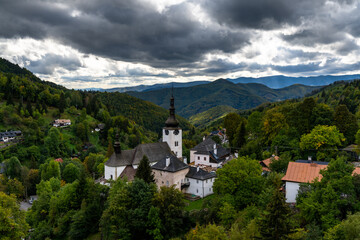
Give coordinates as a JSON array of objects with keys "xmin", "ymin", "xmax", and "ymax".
[
  {"xmin": 190, "ymin": 138, "xmax": 230, "ymax": 167},
  {"xmin": 185, "ymin": 166, "xmax": 216, "ymax": 198},
  {"xmin": 53, "ymin": 119, "xmax": 71, "ymax": 127}
]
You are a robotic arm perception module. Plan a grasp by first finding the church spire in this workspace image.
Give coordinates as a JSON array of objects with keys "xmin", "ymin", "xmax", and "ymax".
[
  {"xmin": 114, "ymin": 133, "xmax": 121, "ymax": 154},
  {"xmin": 165, "ymin": 90, "xmax": 179, "ymax": 128}
]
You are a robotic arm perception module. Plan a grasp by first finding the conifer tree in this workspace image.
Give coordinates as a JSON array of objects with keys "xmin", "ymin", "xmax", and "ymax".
[
  {"xmin": 135, "ymin": 155, "xmax": 155, "ymax": 183},
  {"xmin": 259, "ymin": 181, "xmax": 291, "ymax": 240}
]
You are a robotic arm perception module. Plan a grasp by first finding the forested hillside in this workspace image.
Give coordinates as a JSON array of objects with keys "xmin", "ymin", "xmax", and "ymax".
[{"xmin": 128, "ymin": 79, "xmax": 320, "ymax": 118}]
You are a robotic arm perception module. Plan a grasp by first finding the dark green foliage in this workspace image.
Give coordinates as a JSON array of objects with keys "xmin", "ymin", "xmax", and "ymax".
[
  {"xmin": 4, "ymin": 156, "xmax": 22, "ymax": 179},
  {"xmin": 233, "ymin": 121, "xmax": 246, "ymax": 148},
  {"xmin": 334, "ymin": 105, "xmax": 358, "ymax": 144},
  {"xmin": 135, "ymin": 155, "xmax": 155, "ymax": 183},
  {"xmin": 259, "ymin": 184, "xmax": 291, "ymax": 240},
  {"xmin": 224, "ymin": 112, "xmax": 241, "ymax": 146},
  {"xmin": 297, "ymin": 156, "xmax": 359, "ymax": 230},
  {"xmin": 62, "ymin": 163, "xmax": 80, "ymax": 183},
  {"xmin": 213, "ymin": 156, "xmax": 264, "ymax": 210},
  {"xmin": 153, "ymin": 186, "xmax": 187, "ymax": 239}
]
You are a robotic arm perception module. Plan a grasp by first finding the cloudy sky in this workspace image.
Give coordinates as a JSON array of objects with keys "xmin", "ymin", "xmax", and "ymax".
[{"xmin": 0, "ymin": 0, "xmax": 360, "ymax": 89}]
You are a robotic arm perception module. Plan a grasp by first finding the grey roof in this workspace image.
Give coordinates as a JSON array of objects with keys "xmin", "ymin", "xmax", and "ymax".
[
  {"xmin": 133, "ymin": 142, "xmax": 173, "ymax": 165},
  {"xmin": 192, "ymin": 138, "xmax": 230, "ymax": 162},
  {"xmin": 186, "ymin": 166, "xmax": 216, "ymax": 180},
  {"xmin": 105, "ymin": 142, "xmax": 173, "ymax": 167},
  {"xmin": 105, "ymin": 149, "xmax": 135, "ymax": 167},
  {"xmin": 152, "ymin": 155, "xmax": 189, "ymax": 172},
  {"xmin": 0, "ymin": 130, "xmax": 22, "ymax": 138}
]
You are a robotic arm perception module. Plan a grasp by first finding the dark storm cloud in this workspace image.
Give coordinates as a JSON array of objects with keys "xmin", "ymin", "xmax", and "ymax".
[
  {"xmin": 27, "ymin": 54, "xmax": 82, "ymax": 75},
  {"xmin": 0, "ymin": 0, "xmax": 249, "ymax": 67},
  {"xmin": 203, "ymin": 0, "xmax": 325, "ymax": 29}
]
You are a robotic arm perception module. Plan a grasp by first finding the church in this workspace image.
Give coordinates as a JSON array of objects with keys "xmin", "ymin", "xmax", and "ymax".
[{"xmin": 103, "ymin": 94, "xmax": 216, "ymax": 198}]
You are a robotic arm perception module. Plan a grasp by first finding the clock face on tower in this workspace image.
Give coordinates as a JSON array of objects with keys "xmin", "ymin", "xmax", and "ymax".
[
  {"xmin": 165, "ymin": 130, "xmax": 169, "ymax": 135},
  {"xmin": 174, "ymin": 130, "xmax": 179, "ymax": 135}
]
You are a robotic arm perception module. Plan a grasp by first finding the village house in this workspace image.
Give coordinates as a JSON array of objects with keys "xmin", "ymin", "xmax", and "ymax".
[
  {"xmin": 190, "ymin": 137, "xmax": 230, "ymax": 167},
  {"xmin": 282, "ymin": 160, "xmax": 360, "ymax": 203},
  {"xmin": 259, "ymin": 155, "xmax": 279, "ymax": 174},
  {"xmin": 210, "ymin": 129, "xmax": 227, "ymax": 144},
  {"xmin": 53, "ymin": 119, "xmax": 71, "ymax": 127},
  {"xmin": 0, "ymin": 130, "xmax": 22, "ymax": 143},
  {"xmin": 152, "ymin": 155, "xmax": 189, "ymax": 190},
  {"xmin": 185, "ymin": 166, "xmax": 216, "ymax": 198}
]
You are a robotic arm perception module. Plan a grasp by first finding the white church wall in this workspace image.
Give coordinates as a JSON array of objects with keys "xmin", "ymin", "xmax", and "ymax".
[{"xmin": 104, "ymin": 165, "xmax": 125, "ymax": 180}]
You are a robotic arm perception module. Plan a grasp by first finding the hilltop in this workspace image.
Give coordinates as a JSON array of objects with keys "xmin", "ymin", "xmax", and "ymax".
[{"xmin": 128, "ymin": 79, "xmax": 320, "ymax": 118}]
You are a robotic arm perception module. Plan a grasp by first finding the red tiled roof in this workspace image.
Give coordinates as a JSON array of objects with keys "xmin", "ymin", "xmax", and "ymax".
[
  {"xmin": 54, "ymin": 158, "xmax": 63, "ymax": 163},
  {"xmin": 282, "ymin": 162, "xmax": 360, "ymax": 183},
  {"xmin": 261, "ymin": 156, "xmax": 279, "ymax": 168}
]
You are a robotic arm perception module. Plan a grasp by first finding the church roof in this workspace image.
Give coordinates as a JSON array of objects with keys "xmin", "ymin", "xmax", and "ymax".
[
  {"xmin": 105, "ymin": 142, "xmax": 173, "ymax": 167},
  {"xmin": 105, "ymin": 149, "xmax": 135, "ymax": 167},
  {"xmin": 120, "ymin": 165, "xmax": 137, "ymax": 181},
  {"xmin": 152, "ymin": 155, "xmax": 189, "ymax": 172},
  {"xmin": 133, "ymin": 142, "xmax": 173, "ymax": 165},
  {"xmin": 186, "ymin": 166, "xmax": 216, "ymax": 180}
]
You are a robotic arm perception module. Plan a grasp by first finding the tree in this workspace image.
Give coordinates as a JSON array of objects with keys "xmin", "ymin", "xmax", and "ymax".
[
  {"xmin": 262, "ymin": 110, "xmax": 288, "ymax": 145},
  {"xmin": 76, "ymin": 122, "xmax": 88, "ymax": 141},
  {"xmin": 41, "ymin": 160, "xmax": 61, "ymax": 181},
  {"xmin": 44, "ymin": 127, "xmax": 63, "ymax": 157},
  {"xmin": 300, "ymin": 125, "xmax": 345, "ymax": 160},
  {"xmin": 247, "ymin": 111, "xmax": 263, "ymax": 138},
  {"xmin": 0, "ymin": 192, "xmax": 29, "ymax": 239},
  {"xmin": 62, "ymin": 163, "xmax": 80, "ymax": 183},
  {"xmin": 213, "ymin": 156, "xmax": 264, "ymax": 210},
  {"xmin": 153, "ymin": 186, "xmax": 186, "ymax": 239},
  {"xmin": 233, "ymin": 122, "xmax": 246, "ymax": 149},
  {"xmin": 334, "ymin": 105, "xmax": 358, "ymax": 144},
  {"xmin": 224, "ymin": 113, "xmax": 241, "ymax": 146},
  {"xmin": 324, "ymin": 212, "xmax": 360, "ymax": 240},
  {"xmin": 135, "ymin": 155, "xmax": 155, "ymax": 184},
  {"xmin": 4, "ymin": 156, "xmax": 22, "ymax": 179},
  {"xmin": 100, "ymin": 179, "xmax": 156, "ymax": 240},
  {"xmin": 147, "ymin": 206, "xmax": 163, "ymax": 240},
  {"xmin": 185, "ymin": 224, "xmax": 228, "ymax": 240},
  {"xmin": 297, "ymin": 156, "xmax": 358, "ymax": 230},
  {"xmin": 259, "ymin": 182, "xmax": 291, "ymax": 240}
]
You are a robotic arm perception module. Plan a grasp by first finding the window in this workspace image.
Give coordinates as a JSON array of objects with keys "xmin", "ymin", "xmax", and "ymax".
[
  {"xmin": 209, "ymin": 188, "xmax": 211, "ymax": 192},
  {"xmin": 198, "ymin": 156, "xmax": 200, "ymax": 160},
  {"xmin": 110, "ymin": 175, "xmax": 113, "ymax": 180},
  {"xmin": 175, "ymin": 141, "xmax": 178, "ymax": 146},
  {"xmin": 166, "ymin": 181, "xmax": 169, "ymax": 187},
  {"xmin": 204, "ymin": 157, "xmax": 206, "ymax": 160},
  {"xmin": 197, "ymin": 189, "xmax": 198, "ymax": 193},
  {"xmin": 206, "ymin": 180, "xmax": 208, "ymax": 183},
  {"xmin": 196, "ymin": 180, "xmax": 199, "ymax": 184}
]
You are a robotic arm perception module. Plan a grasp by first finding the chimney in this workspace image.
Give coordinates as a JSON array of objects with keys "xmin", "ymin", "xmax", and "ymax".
[
  {"xmin": 166, "ymin": 156, "xmax": 170, "ymax": 167},
  {"xmin": 214, "ymin": 143, "xmax": 217, "ymax": 155},
  {"xmin": 203, "ymin": 136, "xmax": 206, "ymax": 141},
  {"xmin": 183, "ymin": 157, "xmax": 187, "ymax": 164},
  {"xmin": 197, "ymin": 166, "xmax": 200, "ymax": 172}
]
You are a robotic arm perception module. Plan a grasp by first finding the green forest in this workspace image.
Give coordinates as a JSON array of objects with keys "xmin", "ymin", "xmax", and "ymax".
[{"xmin": 2, "ymin": 56, "xmax": 360, "ymax": 240}]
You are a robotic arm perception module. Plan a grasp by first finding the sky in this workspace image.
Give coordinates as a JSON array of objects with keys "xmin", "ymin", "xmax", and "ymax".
[{"xmin": 0, "ymin": 0, "xmax": 360, "ymax": 89}]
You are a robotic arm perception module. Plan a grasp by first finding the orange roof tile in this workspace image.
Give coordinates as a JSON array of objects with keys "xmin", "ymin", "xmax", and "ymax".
[
  {"xmin": 260, "ymin": 156, "xmax": 279, "ymax": 168},
  {"xmin": 282, "ymin": 162, "xmax": 360, "ymax": 183}
]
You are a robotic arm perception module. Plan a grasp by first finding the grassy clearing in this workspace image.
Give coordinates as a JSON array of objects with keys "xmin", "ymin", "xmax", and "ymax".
[{"xmin": 185, "ymin": 194, "xmax": 215, "ymax": 211}]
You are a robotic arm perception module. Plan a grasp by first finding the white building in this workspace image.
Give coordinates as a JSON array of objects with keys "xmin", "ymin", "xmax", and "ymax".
[
  {"xmin": 185, "ymin": 166, "xmax": 216, "ymax": 198},
  {"xmin": 190, "ymin": 138, "xmax": 230, "ymax": 167},
  {"xmin": 282, "ymin": 161, "xmax": 328, "ymax": 203},
  {"xmin": 53, "ymin": 119, "xmax": 71, "ymax": 127}
]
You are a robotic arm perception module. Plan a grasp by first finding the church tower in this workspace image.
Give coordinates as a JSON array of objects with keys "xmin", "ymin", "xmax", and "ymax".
[{"xmin": 162, "ymin": 93, "xmax": 182, "ymax": 158}]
